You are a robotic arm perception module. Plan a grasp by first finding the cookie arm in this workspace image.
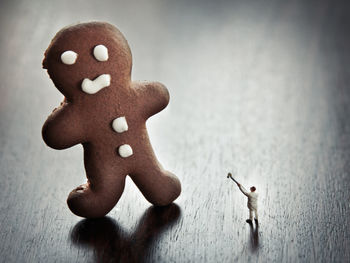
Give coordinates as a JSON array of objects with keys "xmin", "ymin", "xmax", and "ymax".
[
  {"xmin": 134, "ymin": 81, "xmax": 170, "ymax": 119},
  {"xmin": 42, "ymin": 104, "xmax": 84, "ymax": 149}
]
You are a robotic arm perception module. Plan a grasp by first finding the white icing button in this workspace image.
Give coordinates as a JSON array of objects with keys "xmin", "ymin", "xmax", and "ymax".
[
  {"xmin": 112, "ymin": 117, "xmax": 128, "ymax": 133},
  {"xmin": 118, "ymin": 144, "xmax": 133, "ymax": 158},
  {"xmin": 81, "ymin": 74, "xmax": 111, "ymax": 94},
  {"xmin": 93, "ymin": 45, "xmax": 108, "ymax": 61},
  {"xmin": 61, "ymin": 50, "xmax": 77, "ymax": 65}
]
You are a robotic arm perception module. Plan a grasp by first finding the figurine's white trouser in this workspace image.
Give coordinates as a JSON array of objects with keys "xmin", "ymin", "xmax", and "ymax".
[{"xmin": 249, "ymin": 209, "xmax": 258, "ymax": 221}]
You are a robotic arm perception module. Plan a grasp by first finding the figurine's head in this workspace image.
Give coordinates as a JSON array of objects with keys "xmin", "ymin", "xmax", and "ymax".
[
  {"xmin": 250, "ymin": 186, "xmax": 256, "ymax": 192},
  {"xmin": 43, "ymin": 22, "xmax": 132, "ymax": 99}
]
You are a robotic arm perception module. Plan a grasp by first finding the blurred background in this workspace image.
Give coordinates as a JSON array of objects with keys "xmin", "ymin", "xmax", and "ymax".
[{"xmin": 0, "ymin": 0, "xmax": 349, "ymax": 262}]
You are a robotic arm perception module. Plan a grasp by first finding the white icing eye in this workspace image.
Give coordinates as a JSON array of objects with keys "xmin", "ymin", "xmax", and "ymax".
[
  {"xmin": 61, "ymin": 50, "xmax": 78, "ymax": 65},
  {"xmin": 118, "ymin": 144, "xmax": 133, "ymax": 158},
  {"xmin": 112, "ymin": 117, "xmax": 128, "ymax": 133},
  {"xmin": 93, "ymin": 45, "xmax": 108, "ymax": 61}
]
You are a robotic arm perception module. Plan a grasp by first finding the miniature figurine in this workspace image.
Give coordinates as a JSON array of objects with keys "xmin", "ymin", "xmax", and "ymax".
[{"xmin": 227, "ymin": 173, "xmax": 258, "ymax": 224}]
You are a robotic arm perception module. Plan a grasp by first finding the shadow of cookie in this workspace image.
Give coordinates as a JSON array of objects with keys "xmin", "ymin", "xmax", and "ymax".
[{"xmin": 70, "ymin": 204, "xmax": 181, "ymax": 262}]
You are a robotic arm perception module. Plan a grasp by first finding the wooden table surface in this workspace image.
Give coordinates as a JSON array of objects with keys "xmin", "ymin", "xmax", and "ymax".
[{"xmin": 1, "ymin": 0, "xmax": 350, "ymax": 262}]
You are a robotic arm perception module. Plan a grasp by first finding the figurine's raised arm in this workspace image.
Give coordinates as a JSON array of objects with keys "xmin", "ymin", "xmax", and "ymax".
[
  {"xmin": 42, "ymin": 103, "xmax": 84, "ymax": 150},
  {"xmin": 238, "ymin": 184, "xmax": 249, "ymax": 197},
  {"xmin": 133, "ymin": 81, "xmax": 170, "ymax": 120}
]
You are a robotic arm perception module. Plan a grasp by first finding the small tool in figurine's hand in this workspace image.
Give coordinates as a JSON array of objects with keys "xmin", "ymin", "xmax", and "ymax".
[{"xmin": 227, "ymin": 172, "xmax": 239, "ymax": 185}]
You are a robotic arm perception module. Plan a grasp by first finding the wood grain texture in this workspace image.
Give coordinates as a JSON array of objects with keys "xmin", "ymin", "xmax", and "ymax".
[{"xmin": 0, "ymin": 0, "xmax": 350, "ymax": 262}]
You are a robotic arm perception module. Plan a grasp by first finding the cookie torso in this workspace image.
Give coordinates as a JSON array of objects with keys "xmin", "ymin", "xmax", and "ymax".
[{"xmin": 76, "ymin": 85, "xmax": 149, "ymax": 172}]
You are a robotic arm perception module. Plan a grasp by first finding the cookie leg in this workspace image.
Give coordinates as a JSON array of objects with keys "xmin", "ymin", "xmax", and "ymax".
[
  {"xmin": 130, "ymin": 155, "xmax": 181, "ymax": 206},
  {"xmin": 67, "ymin": 147, "xmax": 127, "ymax": 218},
  {"xmin": 67, "ymin": 176, "xmax": 125, "ymax": 218}
]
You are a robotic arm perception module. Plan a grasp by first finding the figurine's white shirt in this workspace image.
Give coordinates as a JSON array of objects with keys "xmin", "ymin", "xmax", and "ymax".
[{"xmin": 238, "ymin": 185, "xmax": 258, "ymax": 210}]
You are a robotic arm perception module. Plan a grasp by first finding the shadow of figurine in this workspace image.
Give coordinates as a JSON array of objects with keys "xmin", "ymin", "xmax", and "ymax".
[
  {"xmin": 70, "ymin": 204, "xmax": 181, "ymax": 263},
  {"xmin": 248, "ymin": 223, "xmax": 260, "ymax": 253}
]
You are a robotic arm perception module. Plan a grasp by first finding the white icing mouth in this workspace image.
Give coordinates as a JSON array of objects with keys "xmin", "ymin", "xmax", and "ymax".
[{"xmin": 81, "ymin": 74, "xmax": 111, "ymax": 94}]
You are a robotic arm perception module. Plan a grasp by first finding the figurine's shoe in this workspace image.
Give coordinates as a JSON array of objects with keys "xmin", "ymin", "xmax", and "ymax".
[{"xmin": 246, "ymin": 219, "xmax": 253, "ymax": 224}]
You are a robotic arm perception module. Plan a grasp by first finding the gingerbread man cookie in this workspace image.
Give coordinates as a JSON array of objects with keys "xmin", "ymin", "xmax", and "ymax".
[{"xmin": 42, "ymin": 22, "xmax": 181, "ymax": 218}]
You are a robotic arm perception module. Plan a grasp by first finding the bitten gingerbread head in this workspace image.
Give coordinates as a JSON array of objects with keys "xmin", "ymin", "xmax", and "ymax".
[
  {"xmin": 43, "ymin": 22, "xmax": 132, "ymax": 100},
  {"xmin": 42, "ymin": 22, "xmax": 181, "ymax": 218}
]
